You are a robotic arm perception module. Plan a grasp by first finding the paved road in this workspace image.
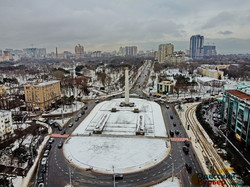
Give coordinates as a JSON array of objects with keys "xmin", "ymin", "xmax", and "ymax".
[{"xmin": 30, "ymin": 60, "xmax": 205, "ymax": 187}]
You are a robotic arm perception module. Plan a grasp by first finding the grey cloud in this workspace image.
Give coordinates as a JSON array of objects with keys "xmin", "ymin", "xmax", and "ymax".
[{"xmin": 218, "ymin": 31, "xmax": 233, "ymax": 35}]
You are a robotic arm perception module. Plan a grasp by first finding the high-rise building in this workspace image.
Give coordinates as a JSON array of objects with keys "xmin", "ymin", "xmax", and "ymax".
[
  {"xmin": 118, "ymin": 46, "xmax": 137, "ymax": 57},
  {"xmin": 158, "ymin": 43, "xmax": 174, "ymax": 62},
  {"xmin": 203, "ymin": 45, "xmax": 217, "ymax": 57},
  {"xmin": 190, "ymin": 35, "xmax": 204, "ymax": 59},
  {"xmin": 24, "ymin": 80, "xmax": 61, "ymax": 111},
  {"xmin": 125, "ymin": 46, "xmax": 137, "ymax": 56},
  {"xmin": 221, "ymin": 82, "xmax": 250, "ymax": 146},
  {"xmin": 75, "ymin": 44, "xmax": 84, "ymax": 59}
]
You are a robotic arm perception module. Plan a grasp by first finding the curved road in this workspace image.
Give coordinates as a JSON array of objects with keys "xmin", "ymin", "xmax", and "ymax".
[{"xmin": 29, "ymin": 60, "xmax": 205, "ymax": 187}]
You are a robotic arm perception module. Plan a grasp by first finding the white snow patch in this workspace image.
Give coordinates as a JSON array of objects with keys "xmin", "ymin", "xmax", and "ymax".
[
  {"xmin": 64, "ymin": 136, "xmax": 169, "ymax": 174},
  {"xmin": 152, "ymin": 177, "xmax": 180, "ymax": 187}
]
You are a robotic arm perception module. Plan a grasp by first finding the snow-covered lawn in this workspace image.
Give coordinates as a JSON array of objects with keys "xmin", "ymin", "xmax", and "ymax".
[
  {"xmin": 64, "ymin": 136, "xmax": 169, "ymax": 174},
  {"xmin": 72, "ymin": 98, "xmax": 167, "ymax": 137}
]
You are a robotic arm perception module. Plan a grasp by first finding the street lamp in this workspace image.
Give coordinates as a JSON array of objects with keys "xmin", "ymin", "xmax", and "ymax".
[
  {"xmin": 112, "ymin": 165, "xmax": 115, "ymax": 187},
  {"xmin": 171, "ymin": 163, "xmax": 174, "ymax": 182}
]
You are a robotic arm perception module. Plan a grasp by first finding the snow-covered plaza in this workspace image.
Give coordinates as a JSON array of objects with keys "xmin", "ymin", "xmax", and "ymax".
[{"xmin": 63, "ymin": 98, "xmax": 170, "ymax": 174}]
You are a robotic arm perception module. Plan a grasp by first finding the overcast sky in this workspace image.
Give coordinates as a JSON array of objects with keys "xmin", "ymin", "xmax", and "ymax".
[{"xmin": 0, "ymin": 0, "xmax": 250, "ymax": 54}]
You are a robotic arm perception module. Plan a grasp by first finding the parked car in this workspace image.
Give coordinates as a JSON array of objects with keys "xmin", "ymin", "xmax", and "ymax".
[
  {"xmin": 43, "ymin": 150, "xmax": 49, "ymax": 157},
  {"xmin": 48, "ymin": 137, "xmax": 54, "ymax": 144},
  {"xmin": 37, "ymin": 173, "xmax": 44, "ymax": 183},
  {"xmin": 170, "ymin": 115, "xmax": 173, "ymax": 119},
  {"xmin": 95, "ymin": 100, "xmax": 100, "ymax": 103},
  {"xmin": 175, "ymin": 130, "xmax": 179, "ymax": 135},
  {"xmin": 53, "ymin": 122, "xmax": 59, "ymax": 128},
  {"xmin": 60, "ymin": 130, "xmax": 66, "ymax": 135},
  {"xmin": 173, "ymin": 123, "xmax": 176, "ymax": 127},
  {"xmin": 84, "ymin": 106, "xmax": 88, "ymax": 110},
  {"xmin": 46, "ymin": 144, "xmax": 51, "ymax": 151},
  {"xmin": 41, "ymin": 165, "xmax": 46, "ymax": 173},
  {"xmin": 81, "ymin": 110, "xmax": 85, "ymax": 115},
  {"xmin": 41, "ymin": 158, "xmax": 47, "ymax": 165}
]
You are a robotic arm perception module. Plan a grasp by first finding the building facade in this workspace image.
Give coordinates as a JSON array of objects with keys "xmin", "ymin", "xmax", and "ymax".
[
  {"xmin": 0, "ymin": 85, "xmax": 6, "ymax": 95},
  {"xmin": 221, "ymin": 82, "xmax": 250, "ymax": 145},
  {"xmin": 197, "ymin": 66, "xmax": 224, "ymax": 80},
  {"xmin": 190, "ymin": 35, "xmax": 204, "ymax": 59},
  {"xmin": 157, "ymin": 81, "xmax": 174, "ymax": 95},
  {"xmin": 158, "ymin": 43, "xmax": 174, "ymax": 62},
  {"xmin": 0, "ymin": 110, "xmax": 14, "ymax": 140},
  {"xmin": 75, "ymin": 44, "xmax": 84, "ymax": 59},
  {"xmin": 24, "ymin": 80, "xmax": 61, "ymax": 111},
  {"xmin": 203, "ymin": 45, "xmax": 217, "ymax": 57}
]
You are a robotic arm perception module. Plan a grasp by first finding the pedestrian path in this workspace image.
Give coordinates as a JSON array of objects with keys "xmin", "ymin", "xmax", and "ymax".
[
  {"xmin": 50, "ymin": 134, "xmax": 70, "ymax": 138},
  {"xmin": 170, "ymin": 137, "xmax": 189, "ymax": 142}
]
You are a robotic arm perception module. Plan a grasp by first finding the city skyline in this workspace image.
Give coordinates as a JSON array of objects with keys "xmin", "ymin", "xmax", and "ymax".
[{"xmin": 0, "ymin": 0, "xmax": 250, "ymax": 54}]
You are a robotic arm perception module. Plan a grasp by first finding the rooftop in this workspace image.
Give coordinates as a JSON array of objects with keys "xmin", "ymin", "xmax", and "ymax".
[{"xmin": 227, "ymin": 90, "xmax": 250, "ymax": 100}]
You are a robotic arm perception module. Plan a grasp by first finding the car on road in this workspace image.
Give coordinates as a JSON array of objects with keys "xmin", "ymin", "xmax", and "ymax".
[
  {"xmin": 112, "ymin": 174, "xmax": 123, "ymax": 180},
  {"xmin": 95, "ymin": 100, "xmax": 100, "ymax": 103},
  {"xmin": 48, "ymin": 137, "xmax": 54, "ymax": 144},
  {"xmin": 41, "ymin": 158, "xmax": 47, "ymax": 165},
  {"xmin": 75, "ymin": 117, "xmax": 79, "ymax": 122},
  {"xmin": 68, "ymin": 122, "xmax": 73, "ymax": 127},
  {"xmin": 185, "ymin": 163, "xmax": 192, "ymax": 173},
  {"xmin": 184, "ymin": 140, "xmax": 190, "ymax": 147},
  {"xmin": 175, "ymin": 130, "xmax": 179, "ymax": 135},
  {"xmin": 57, "ymin": 142, "xmax": 63, "ymax": 148},
  {"xmin": 183, "ymin": 146, "xmax": 189, "ymax": 154},
  {"xmin": 37, "ymin": 173, "xmax": 44, "ymax": 184},
  {"xmin": 173, "ymin": 123, "xmax": 176, "ymax": 127},
  {"xmin": 43, "ymin": 150, "xmax": 49, "ymax": 157},
  {"xmin": 170, "ymin": 115, "xmax": 173, "ymax": 119},
  {"xmin": 169, "ymin": 130, "xmax": 174, "ymax": 137},
  {"xmin": 81, "ymin": 110, "xmax": 85, "ymax": 115},
  {"xmin": 60, "ymin": 130, "xmax": 66, "ymax": 135}
]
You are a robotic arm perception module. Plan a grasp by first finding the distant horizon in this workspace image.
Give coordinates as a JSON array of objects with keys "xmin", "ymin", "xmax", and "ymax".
[{"xmin": 1, "ymin": 37, "xmax": 250, "ymax": 56}]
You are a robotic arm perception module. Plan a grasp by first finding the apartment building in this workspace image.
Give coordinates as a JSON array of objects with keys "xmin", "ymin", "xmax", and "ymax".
[
  {"xmin": 221, "ymin": 82, "xmax": 250, "ymax": 145},
  {"xmin": 24, "ymin": 80, "xmax": 61, "ymax": 111},
  {"xmin": 0, "ymin": 110, "xmax": 14, "ymax": 140}
]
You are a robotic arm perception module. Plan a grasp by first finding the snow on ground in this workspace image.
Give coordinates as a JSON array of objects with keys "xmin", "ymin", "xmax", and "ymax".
[
  {"xmin": 152, "ymin": 177, "xmax": 180, "ymax": 187},
  {"xmin": 64, "ymin": 136, "xmax": 169, "ymax": 174},
  {"xmin": 72, "ymin": 98, "xmax": 167, "ymax": 137},
  {"xmin": 49, "ymin": 101, "xmax": 84, "ymax": 115},
  {"xmin": 64, "ymin": 98, "xmax": 170, "ymax": 173}
]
